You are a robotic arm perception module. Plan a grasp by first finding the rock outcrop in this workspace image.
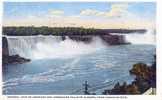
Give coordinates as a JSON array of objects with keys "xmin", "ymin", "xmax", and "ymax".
[
  {"xmin": 103, "ymin": 56, "xmax": 156, "ymax": 95},
  {"xmin": 2, "ymin": 37, "xmax": 9, "ymax": 56},
  {"xmin": 2, "ymin": 36, "xmax": 30, "ymax": 65},
  {"xmin": 3, "ymin": 55, "xmax": 30, "ymax": 65},
  {"xmin": 66, "ymin": 34, "xmax": 128, "ymax": 45},
  {"xmin": 68, "ymin": 35, "xmax": 93, "ymax": 43},
  {"xmin": 100, "ymin": 35, "xmax": 128, "ymax": 45}
]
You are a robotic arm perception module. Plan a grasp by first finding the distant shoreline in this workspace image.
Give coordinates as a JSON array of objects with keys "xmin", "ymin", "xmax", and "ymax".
[{"xmin": 3, "ymin": 26, "xmax": 146, "ymax": 36}]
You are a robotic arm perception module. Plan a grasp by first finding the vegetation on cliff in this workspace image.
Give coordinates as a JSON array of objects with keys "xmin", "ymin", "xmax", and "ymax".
[{"xmin": 103, "ymin": 55, "xmax": 156, "ymax": 95}]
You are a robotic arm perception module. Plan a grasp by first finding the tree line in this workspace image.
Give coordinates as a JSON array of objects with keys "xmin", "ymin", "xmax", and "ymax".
[
  {"xmin": 3, "ymin": 26, "xmax": 102, "ymax": 36},
  {"xmin": 3, "ymin": 26, "xmax": 146, "ymax": 36}
]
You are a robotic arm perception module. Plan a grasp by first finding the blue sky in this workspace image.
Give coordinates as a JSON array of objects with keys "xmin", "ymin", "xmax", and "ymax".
[{"xmin": 3, "ymin": 2, "xmax": 156, "ymax": 29}]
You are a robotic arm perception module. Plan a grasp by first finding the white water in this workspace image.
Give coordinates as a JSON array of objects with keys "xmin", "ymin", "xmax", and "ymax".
[
  {"xmin": 3, "ymin": 33, "xmax": 156, "ymax": 94},
  {"xmin": 6, "ymin": 36, "xmax": 106, "ymax": 59},
  {"xmin": 125, "ymin": 29, "xmax": 156, "ymax": 45},
  {"xmin": 3, "ymin": 44, "xmax": 155, "ymax": 95},
  {"xmin": 6, "ymin": 30, "xmax": 155, "ymax": 60}
]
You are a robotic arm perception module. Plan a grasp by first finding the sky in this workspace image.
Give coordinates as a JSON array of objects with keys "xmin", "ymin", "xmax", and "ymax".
[{"xmin": 3, "ymin": 2, "xmax": 156, "ymax": 29}]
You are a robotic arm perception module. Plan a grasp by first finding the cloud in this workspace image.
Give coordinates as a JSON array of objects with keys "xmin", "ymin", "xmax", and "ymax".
[
  {"xmin": 3, "ymin": 4, "xmax": 155, "ymax": 29},
  {"xmin": 105, "ymin": 4, "xmax": 129, "ymax": 17},
  {"xmin": 80, "ymin": 4, "xmax": 129, "ymax": 18},
  {"xmin": 80, "ymin": 9, "xmax": 100, "ymax": 16},
  {"xmin": 49, "ymin": 10, "xmax": 64, "ymax": 16},
  {"xmin": 4, "ymin": 14, "xmax": 155, "ymax": 29}
]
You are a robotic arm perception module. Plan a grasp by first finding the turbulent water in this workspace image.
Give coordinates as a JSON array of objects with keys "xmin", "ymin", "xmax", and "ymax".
[
  {"xmin": 3, "ymin": 31, "xmax": 156, "ymax": 95},
  {"xmin": 6, "ymin": 36, "xmax": 106, "ymax": 59},
  {"xmin": 125, "ymin": 30, "xmax": 156, "ymax": 45}
]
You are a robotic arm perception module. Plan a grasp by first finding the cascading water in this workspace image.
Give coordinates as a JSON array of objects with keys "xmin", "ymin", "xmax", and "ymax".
[
  {"xmin": 3, "ymin": 31, "xmax": 156, "ymax": 95},
  {"xmin": 5, "ymin": 29, "xmax": 156, "ymax": 60},
  {"xmin": 6, "ymin": 36, "xmax": 106, "ymax": 60},
  {"xmin": 125, "ymin": 29, "xmax": 156, "ymax": 45}
]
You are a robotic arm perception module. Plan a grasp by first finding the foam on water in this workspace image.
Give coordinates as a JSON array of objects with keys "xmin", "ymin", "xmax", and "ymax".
[
  {"xmin": 3, "ymin": 58, "xmax": 80, "ymax": 88},
  {"xmin": 3, "ymin": 31, "xmax": 156, "ymax": 94},
  {"xmin": 3, "ymin": 44, "xmax": 155, "ymax": 94}
]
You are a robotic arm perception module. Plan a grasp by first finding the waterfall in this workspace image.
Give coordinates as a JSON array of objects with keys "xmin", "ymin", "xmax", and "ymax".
[
  {"xmin": 5, "ymin": 30, "xmax": 155, "ymax": 60},
  {"xmin": 6, "ymin": 36, "xmax": 106, "ymax": 60},
  {"xmin": 6, "ymin": 36, "xmax": 62, "ymax": 59},
  {"xmin": 125, "ymin": 29, "xmax": 156, "ymax": 45}
]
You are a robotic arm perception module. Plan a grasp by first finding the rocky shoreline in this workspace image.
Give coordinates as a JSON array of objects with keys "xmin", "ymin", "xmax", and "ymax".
[
  {"xmin": 3, "ymin": 55, "xmax": 30, "ymax": 65},
  {"xmin": 102, "ymin": 55, "xmax": 156, "ymax": 95}
]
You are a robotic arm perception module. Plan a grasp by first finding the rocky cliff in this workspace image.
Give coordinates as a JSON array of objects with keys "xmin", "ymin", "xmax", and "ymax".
[
  {"xmin": 2, "ymin": 37, "xmax": 9, "ymax": 56},
  {"xmin": 67, "ymin": 34, "xmax": 127, "ymax": 45},
  {"xmin": 2, "ymin": 37, "xmax": 30, "ymax": 65}
]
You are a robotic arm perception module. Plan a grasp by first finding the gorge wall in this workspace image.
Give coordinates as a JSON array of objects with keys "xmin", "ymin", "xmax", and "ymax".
[{"xmin": 2, "ymin": 37, "xmax": 9, "ymax": 56}]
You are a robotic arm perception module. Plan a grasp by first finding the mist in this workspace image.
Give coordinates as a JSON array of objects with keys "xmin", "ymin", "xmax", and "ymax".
[
  {"xmin": 125, "ymin": 29, "xmax": 156, "ymax": 45},
  {"xmin": 7, "ymin": 36, "xmax": 106, "ymax": 60}
]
